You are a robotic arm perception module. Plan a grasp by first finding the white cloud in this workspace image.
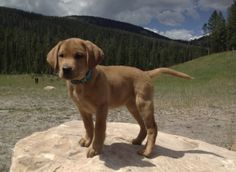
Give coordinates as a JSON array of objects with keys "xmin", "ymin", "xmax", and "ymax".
[
  {"xmin": 162, "ymin": 29, "xmax": 194, "ymax": 40},
  {"xmin": 198, "ymin": 0, "xmax": 234, "ymax": 10},
  {"xmin": 0, "ymin": 0, "xmax": 69, "ymax": 16},
  {"xmin": 145, "ymin": 27, "xmax": 200, "ymax": 40},
  {"xmin": 116, "ymin": 7, "xmax": 153, "ymax": 25},
  {"xmin": 0, "ymin": 0, "xmax": 196, "ymax": 26},
  {"xmin": 0, "ymin": 0, "xmax": 234, "ymax": 28},
  {"xmin": 157, "ymin": 10, "xmax": 185, "ymax": 26}
]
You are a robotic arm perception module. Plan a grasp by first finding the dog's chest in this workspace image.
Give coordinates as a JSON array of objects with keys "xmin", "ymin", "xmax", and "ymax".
[{"xmin": 71, "ymin": 87, "xmax": 96, "ymax": 113}]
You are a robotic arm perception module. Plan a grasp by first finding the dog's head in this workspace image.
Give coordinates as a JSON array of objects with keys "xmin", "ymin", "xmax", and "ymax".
[{"xmin": 47, "ymin": 38, "xmax": 104, "ymax": 80}]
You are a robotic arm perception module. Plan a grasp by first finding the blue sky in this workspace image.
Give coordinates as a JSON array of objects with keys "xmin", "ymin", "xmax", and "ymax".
[{"xmin": 0, "ymin": 0, "xmax": 234, "ymax": 40}]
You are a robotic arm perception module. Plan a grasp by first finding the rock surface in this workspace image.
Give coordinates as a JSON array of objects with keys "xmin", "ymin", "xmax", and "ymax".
[
  {"xmin": 10, "ymin": 121, "xmax": 236, "ymax": 172},
  {"xmin": 43, "ymin": 86, "xmax": 56, "ymax": 91}
]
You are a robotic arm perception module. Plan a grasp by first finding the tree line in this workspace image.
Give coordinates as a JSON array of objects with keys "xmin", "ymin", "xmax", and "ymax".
[
  {"xmin": 202, "ymin": 1, "xmax": 236, "ymax": 53},
  {"xmin": 0, "ymin": 7, "xmax": 207, "ymax": 74}
]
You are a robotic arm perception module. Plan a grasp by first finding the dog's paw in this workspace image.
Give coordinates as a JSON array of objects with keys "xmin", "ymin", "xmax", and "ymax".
[
  {"xmin": 79, "ymin": 138, "xmax": 92, "ymax": 147},
  {"xmin": 87, "ymin": 148, "xmax": 99, "ymax": 158},
  {"xmin": 131, "ymin": 138, "xmax": 142, "ymax": 145},
  {"xmin": 137, "ymin": 148, "xmax": 152, "ymax": 158}
]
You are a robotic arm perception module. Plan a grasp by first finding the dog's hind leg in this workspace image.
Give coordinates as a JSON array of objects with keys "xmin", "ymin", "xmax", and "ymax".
[{"xmin": 136, "ymin": 94, "xmax": 158, "ymax": 158}]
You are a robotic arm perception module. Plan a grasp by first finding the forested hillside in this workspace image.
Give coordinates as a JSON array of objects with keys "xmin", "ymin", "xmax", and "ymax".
[
  {"xmin": 69, "ymin": 15, "xmax": 170, "ymax": 40},
  {"xmin": 0, "ymin": 7, "xmax": 208, "ymax": 74}
]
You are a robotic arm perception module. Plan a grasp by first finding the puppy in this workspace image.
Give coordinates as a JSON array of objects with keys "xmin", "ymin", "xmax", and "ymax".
[{"xmin": 47, "ymin": 38, "xmax": 192, "ymax": 158}]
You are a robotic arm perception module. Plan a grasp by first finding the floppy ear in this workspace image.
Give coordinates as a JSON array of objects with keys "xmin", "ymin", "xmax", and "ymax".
[
  {"xmin": 85, "ymin": 41, "xmax": 104, "ymax": 69},
  {"xmin": 47, "ymin": 41, "xmax": 62, "ymax": 72}
]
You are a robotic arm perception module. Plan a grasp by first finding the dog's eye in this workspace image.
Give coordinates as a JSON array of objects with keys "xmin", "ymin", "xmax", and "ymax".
[
  {"xmin": 58, "ymin": 54, "xmax": 64, "ymax": 58},
  {"xmin": 75, "ymin": 52, "xmax": 83, "ymax": 59}
]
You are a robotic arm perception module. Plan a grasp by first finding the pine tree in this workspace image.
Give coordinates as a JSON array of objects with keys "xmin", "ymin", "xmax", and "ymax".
[
  {"xmin": 218, "ymin": 11, "xmax": 227, "ymax": 51},
  {"xmin": 206, "ymin": 10, "xmax": 227, "ymax": 53},
  {"xmin": 227, "ymin": 0, "xmax": 236, "ymax": 50},
  {"xmin": 208, "ymin": 10, "xmax": 219, "ymax": 32},
  {"xmin": 202, "ymin": 23, "xmax": 210, "ymax": 54}
]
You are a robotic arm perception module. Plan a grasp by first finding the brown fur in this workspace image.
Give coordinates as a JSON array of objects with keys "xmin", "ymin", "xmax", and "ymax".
[{"xmin": 47, "ymin": 38, "xmax": 192, "ymax": 158}]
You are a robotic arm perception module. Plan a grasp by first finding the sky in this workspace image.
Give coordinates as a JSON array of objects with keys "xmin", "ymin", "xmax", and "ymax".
[{"xmin": 0, "ymin": 0, "xmax": 234, "ymax": 40}]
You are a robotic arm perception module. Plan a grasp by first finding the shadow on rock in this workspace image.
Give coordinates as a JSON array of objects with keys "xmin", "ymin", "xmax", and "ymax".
[
  {"xmin": 100, "ymin": 142, "xmax": 224, "ymax": 170},
  {"xmin": 100, "ymin": 143, "xmax": 156, "ymax": 170},
  {"xmin": 154, "ymin": 145, "xmax": 224, "ymax": 159}
]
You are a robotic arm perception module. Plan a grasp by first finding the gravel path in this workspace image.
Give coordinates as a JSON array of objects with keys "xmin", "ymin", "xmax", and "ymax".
[{"xmin": 0, "ymin": 88, "xmax": 235, "ymax": 172}]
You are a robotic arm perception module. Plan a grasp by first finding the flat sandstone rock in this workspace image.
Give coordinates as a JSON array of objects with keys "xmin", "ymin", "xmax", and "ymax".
[{"xmin": 10, "ymin": 121, "xmax": 236, "ymax": 172}]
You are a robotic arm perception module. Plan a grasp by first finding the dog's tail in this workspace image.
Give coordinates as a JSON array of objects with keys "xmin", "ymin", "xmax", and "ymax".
[{"xmin": 145, "ymin": 67, "xmax": 193, "ymax": 80}]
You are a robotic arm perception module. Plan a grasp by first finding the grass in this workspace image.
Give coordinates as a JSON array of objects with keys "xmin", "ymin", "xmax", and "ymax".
[
  {"xmin": 0, "ymin": 51, "xmax": 235, "ymax": 108},
  {"xmin": 0, "ymin": 74, "xmax": 66, "ymax": 96},
  {"xmin": 154, "ymin": 51, "xmax": 236, "ymax": 107},
  {"xmin": 0, "ymin": 74, "xmax": 64, "ymax": 89},
  {"xmin": 0, "ymin": 74, "xmax": 69, "ymax": 113}
]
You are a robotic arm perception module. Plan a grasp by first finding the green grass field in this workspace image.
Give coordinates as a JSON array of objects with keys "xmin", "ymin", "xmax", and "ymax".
[
  {"xmin": 0, "ymin": 51, "xmax": 235, "ymax": 108},
  {"xmin": 154, "ymin": 51, "xmax": 236, "ymax": 107}
]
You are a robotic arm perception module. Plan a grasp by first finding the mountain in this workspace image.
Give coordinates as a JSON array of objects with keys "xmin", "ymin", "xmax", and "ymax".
[
  {"xmin": 0, "ymin": 7, "xmax": 208, "ymax": 74},
  {"xmin": 66, "ymin": 15, "xmax": 170, "ymax": 40}
]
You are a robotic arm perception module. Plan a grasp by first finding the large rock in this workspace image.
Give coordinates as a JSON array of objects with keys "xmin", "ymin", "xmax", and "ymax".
[{"xmin": 10, "ymin": 121, "xmax": 236, "ymax": 172}]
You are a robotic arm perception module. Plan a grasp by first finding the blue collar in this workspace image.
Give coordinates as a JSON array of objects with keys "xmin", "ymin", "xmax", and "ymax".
[{"xmin": 71, "ymin": 70, "xmax": 93, "ymax": 84}]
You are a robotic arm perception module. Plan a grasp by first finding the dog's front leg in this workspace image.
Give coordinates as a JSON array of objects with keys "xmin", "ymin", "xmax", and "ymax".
[
  {"xmin": 87, "ymin": 104, "xmax": 108, "ymax": 158},
  {"xmin": 79, "ymin": 110, "xmax": 94, "ymax": 147}
]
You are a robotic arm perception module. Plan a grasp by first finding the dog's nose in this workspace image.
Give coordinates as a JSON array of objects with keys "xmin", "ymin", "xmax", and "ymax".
[{"xmin": 63, "ymin": 66, "xmax": 72, "ymax": 75}]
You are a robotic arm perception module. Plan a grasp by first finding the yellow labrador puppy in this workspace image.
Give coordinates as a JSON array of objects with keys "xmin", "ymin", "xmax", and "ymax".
[{"xmin": 47, "ymin": 38, "xmax": 192, "ymax": 158}]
